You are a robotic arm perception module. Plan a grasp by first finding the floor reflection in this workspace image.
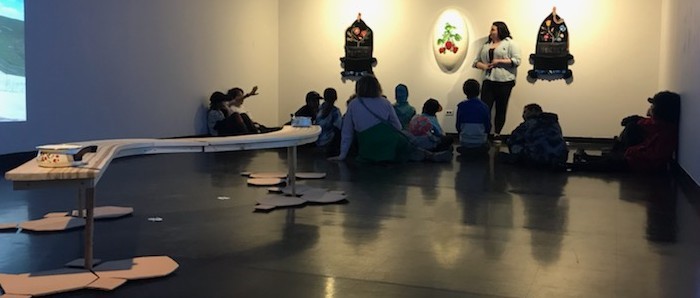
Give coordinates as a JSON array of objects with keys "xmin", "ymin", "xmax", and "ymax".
[
  {"xmin": 618, "ymin": 173, "xmax": 678, "ymax": 243},
  {"xmin": 1, "ymin": 147, "xmax": 699, "ymax": 297},
  {"xmin": 507, "ymin": 167, "xmax": 569, "ymax": 265}
]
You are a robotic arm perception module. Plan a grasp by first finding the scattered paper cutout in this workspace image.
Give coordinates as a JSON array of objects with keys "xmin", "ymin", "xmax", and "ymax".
[
  {"xmin": 256, "ymin": 194, "xmax": 306, "ymax": 207},
  {"xmin": 247, "ymin": 178, "xmax": 286, "ymax": 186},
  {"xmin": 11, "ymin": 206, "xmax": 133, "ymax": 233},
  {"xmin": 303, "ymin": 190, "xmax": 347, "ymax": 203},
  {"xmin": 0, "ymin": 256, "xmax": 178, "ymax": 296},
  {"xmin": 147, "ymin": 217, "xmax": 163, "ymax": 222},
  {"xmin": 65, "ymin": 258, "xmax": 102, "ymax": 268},
  {"xmin": 93, "ymin": 256, "xmax": 179, "ymax": 280},
  {"xmin": 0, "ymin": 269, "xmax": 97, "ymax": 296},
  {"xmin": 86, "ymin": 277, "xmax": 127, "ymax": 290},
  {"xmin": 19, "ymin": 217, "xmax": 86, "ymax": 232},
  {"xmin": 267, "ymin": 187, "xmax": 283, "ymax": 193},
  {"xmin": 296, "ymin": 172, "xmax": 326, "ymax": 179},
  {"xmin": 71, "ymin": 206, "xmax": 134, "ymax": 219},
  {"xmin": 254, "ymin": 204, "xmax": 277, "ymax": 211},
  {"xmin": 249, "ymin": 172, "xmax": 287, "ymax": 179},
  {"xmin": 0, "ymin": 294, "xmax": 32, "ymax": 298},
  {"xmin": 246, "ymin": 170, "xmax": 344, "ymax": 210},
  {"xmin": 248, "ymin": 172, "xmax": 327, "ymax": 179},
  {"xmin": 279, "ymin": 184, "xmax": 321, "ymax": 196},
  {"xmin": 217, "ymin": 196, "xmax": 231, "ymax": 200},
  {"xmin": 43, "ymin": 212, "xmax": 69, "ymax": 218},
  {"xmin": 0, "ymin": 222, "xmax": 18, "ymax": 230}
]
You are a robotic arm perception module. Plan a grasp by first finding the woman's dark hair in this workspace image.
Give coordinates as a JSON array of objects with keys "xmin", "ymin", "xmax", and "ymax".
[
  {"xmin": 490, "ymin": 21, "xmax": 512, "ymax": 42},
  {"xmin": 227, "ymin": 87, "xmax": 244, "ymax": 98},
  {"xmin": 422, "ymin": 98, "xmax": 442, "ymax": 115},
  {"xmin": 651, "ymin": 91, "xmax": 681, "ymax": 124},
  {"xmin": 321, "ymin": 88, "xmax": 338, "ymax": 118},
  {"xmin": 463, "ymin": 79, "xmax": 480, "ymax": 98},
  {"xmin": 356, "ymin": 75, "xmax": 383, "ymax": 98},
  {"xmin": 209, "ymin": 91, "xmax": 228, "ymax": 109}
]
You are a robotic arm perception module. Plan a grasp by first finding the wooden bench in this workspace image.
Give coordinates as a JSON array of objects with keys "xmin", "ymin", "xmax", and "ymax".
[{"xmin": 4, "ymin": 125, "xmax": 321, "ymax": 269}]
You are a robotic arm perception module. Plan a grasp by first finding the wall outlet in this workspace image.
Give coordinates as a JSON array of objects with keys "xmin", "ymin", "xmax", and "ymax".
[{"xmin": 445, "ymin": 110, "xmax": 454, "ymax": 116}]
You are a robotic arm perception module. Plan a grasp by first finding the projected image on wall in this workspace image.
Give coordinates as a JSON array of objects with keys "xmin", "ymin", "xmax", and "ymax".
[{"xmin": 0, "ymin": 0, "xmax": 25, "ymax": 122}]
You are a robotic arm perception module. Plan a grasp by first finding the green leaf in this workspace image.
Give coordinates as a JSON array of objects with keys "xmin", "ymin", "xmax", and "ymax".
[
  {"xmin": 454, "ymin": 34, "xmax": 462, "ymax": 41},
  {"xmin": 437, "ymin": 38, "xmax": 444, "ymax": 45}
]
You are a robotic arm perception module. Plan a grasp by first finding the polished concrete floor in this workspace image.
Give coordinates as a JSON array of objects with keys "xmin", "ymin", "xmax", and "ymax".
[{"xmin": 1, "ymin": 146, "xmax": 699, "ymax": 297}]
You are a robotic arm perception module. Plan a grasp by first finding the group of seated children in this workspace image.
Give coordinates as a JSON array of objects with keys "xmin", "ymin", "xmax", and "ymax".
[
  {"xmin": 453, "ymin": 77, "xmax": 681, "ymax": 173},
  {"xmin": 207, "ymin": 86, "xmax": 276, "ymax": 136},
  {"xmin": 209, "ymin": 78, "xmax": 681, "ymax": 173},
  {"xmin": 293, "ymin": 88, "xmax": 343, "ymax": 157},
  {"xmin": 326, "ymin": 75, "xmax": 453, "ymax": 163},
  {"xmin": 570, "ymin": 91, "xmax": 681, "ymax": 172},
  {"xmin": 453, "ymin": 78, "xmax": 568, "ymax": 168}
]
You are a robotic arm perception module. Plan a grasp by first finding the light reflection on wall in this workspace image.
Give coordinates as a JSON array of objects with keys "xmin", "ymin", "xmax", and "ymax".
[{"xmin": 324, "ymin": 276, "xmax": 336, "ymax": 298}]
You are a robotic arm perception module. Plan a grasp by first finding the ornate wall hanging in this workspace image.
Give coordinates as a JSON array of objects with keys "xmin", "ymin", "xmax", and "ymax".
[
  {"xmin": 528, "ymin": 7, "xmax": 574, "ymax": 81},
  {"xmin": 432, "ymin": 9, "xmax": 468, "ymax": 72},
  {"xmin": 340, "ymin": 13, "xmax": 376, "ymax": 77}
]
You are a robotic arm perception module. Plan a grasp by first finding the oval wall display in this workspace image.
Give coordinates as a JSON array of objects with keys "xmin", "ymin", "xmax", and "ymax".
[{"xmin": 432, "ymin": 9, "xmax": 469, "ymax": 72}]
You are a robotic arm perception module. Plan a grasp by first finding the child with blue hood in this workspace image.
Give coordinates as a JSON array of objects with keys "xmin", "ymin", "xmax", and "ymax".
[{"xmin": 393, "ymin": 84, "xmax": 416, "ymax": 129}]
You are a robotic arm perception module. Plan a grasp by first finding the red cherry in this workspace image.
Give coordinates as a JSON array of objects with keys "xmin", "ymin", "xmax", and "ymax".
[
  {"xmin": 453, "ymin": 46, "xmax": 458, "ymax": 53},
  {"xmin": 439, "ymin": 47, "xmax": 446, "ymax": 54},
  {"xmin": 445, "ymin": 41, "xmax": 453, "ymax": 50}
]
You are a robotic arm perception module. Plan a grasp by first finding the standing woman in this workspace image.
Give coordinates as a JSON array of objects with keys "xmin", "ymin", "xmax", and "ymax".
[{"xmin": 473, "ymin": 21, "xmax": 521, "ymax": 138}]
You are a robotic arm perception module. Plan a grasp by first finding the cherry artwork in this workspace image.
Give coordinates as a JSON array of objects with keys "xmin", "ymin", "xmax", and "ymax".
[{"xmin": 436, "ymin": 23, "xmax": 462, "ymax": 54}]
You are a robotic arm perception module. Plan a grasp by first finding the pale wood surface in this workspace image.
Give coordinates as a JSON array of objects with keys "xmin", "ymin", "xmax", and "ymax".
[{"xmin": 4, "ymin": 126, "xmax": 320, "ymax": 184}]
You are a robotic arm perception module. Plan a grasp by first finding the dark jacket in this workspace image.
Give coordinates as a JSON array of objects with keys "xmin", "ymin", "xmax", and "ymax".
[{"xmin": 507, "ymin": 112, "xmax": 568, "ymax": 166}]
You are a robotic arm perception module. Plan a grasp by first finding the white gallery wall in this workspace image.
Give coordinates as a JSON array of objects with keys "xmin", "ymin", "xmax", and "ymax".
[
  {"xmin": 0, "ymin": 0, "xmax": 279, "ymax": 154},
  {"xmin": 1, "ymin": 0, "xmax": 697, "ymax": 185},
  {"xmin": 279, "ymin": 0, "xmax": 662, "ymax": 138},
  {"xmin": 660, "ymin": 0, "xmax": 700, "ymax": 184}
]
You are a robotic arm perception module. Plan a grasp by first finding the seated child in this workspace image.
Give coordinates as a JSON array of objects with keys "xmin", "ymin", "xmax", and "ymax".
[
  {"xmin": 393, "ymin": 84, "xmax": 416, "ymax": 129},
  {"xmin": 572, "ymin": 91, "xmax": 681, "ymax": 172},
  {"xmin": 455, "ymin": 79, "xmax": 490, "ymax": 155},
  {"xmin": 294, "ymin": 91, "xmax": 323, "ymax": 122},
  {"xmin": 226, "ymin": 86, "xmax": 278, "ymax": 133},
  {"xmin": 407, "ymin": 98, "xmax": 453, "ymax": 152},
  {"xmin": 505, "ymin": 103, "xmax": 568, "ymax": 168},
  {"xmin": 316, "ymin": 88, "xmax": 342, "ymax": 156},
  {"xmin": 207, "ymin": 91, "xmax": 234, "ymax": 136}
]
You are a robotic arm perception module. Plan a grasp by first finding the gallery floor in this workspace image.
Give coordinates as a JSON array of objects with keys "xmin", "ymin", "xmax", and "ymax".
[{"xmin": 0, "ymin": 145, "xmax": 699, "ymax": 297}]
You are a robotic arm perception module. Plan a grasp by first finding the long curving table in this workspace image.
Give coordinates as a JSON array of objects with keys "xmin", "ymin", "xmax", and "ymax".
[{"xmin": 4, "ymin": 125, "xmax": 321, "ymax": 270}]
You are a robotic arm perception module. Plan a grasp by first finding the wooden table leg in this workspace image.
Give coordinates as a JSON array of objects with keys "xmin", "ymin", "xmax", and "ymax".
[
  {"xmin": 84, "ymin": 187, "xmax": 95, "ymax": 270},
  {"xmin": 77, "ymin": 187, "xmax": 85, "ymax": 218},
  {"xmin": 287, "ymin": 146, "xmax": 297, "ymax": 196}
]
